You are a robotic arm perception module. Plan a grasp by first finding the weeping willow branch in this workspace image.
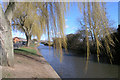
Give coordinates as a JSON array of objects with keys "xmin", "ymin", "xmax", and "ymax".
[{"xmin": 78, "ymin": 2, "xmax": 115, "ymax": 65}]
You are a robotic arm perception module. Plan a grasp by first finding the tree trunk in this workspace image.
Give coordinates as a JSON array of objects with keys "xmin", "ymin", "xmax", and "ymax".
[
  {"xmin": 25, "ymin": 34, "xmax": 31, "ymax": 47},
  {"xmin": 0, "ymin": 2, "xmax": 15, "ymax": 67}
]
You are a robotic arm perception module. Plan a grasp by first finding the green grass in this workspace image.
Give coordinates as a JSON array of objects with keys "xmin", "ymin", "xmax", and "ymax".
[
  {"xmin": 14, "ymin": 47, "xmax": 37, "ymax": 56},
  {"xmin": 20, "ymin": 47, "xmax": 36, "ymax": 54}
]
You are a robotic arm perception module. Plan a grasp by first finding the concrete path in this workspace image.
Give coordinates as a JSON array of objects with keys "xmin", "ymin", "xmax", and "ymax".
[{"xmin": 2, "ymin": 53, "xmax": 60, "ymax": 78}]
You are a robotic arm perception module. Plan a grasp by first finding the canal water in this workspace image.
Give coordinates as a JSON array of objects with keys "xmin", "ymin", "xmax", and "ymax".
[{"xmin": 38, "ymin": 44, "xmax": 119, "ymax": 78}]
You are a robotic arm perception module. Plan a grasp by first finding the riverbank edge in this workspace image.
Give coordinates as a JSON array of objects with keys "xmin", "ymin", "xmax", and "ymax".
[
  {"xmin": 2, "ymin": 45, "xmax": 61, "ymax": 78},
  {"xmin": 35, "ymin": 44, "xmax": 61, "ymax": 78},
  {"xmin": 35, "ymin": 47, "xmax": 61, "ymax": 78}
]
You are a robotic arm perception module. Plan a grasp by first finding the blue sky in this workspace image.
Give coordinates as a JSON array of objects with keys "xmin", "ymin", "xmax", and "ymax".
[
  {"xmin": 64, "ymin": 2, "xmax": 118, "ymax": 34},
  {"xmin": 1, "ymin": 2, "xmax": 118, "ymax": 40}
]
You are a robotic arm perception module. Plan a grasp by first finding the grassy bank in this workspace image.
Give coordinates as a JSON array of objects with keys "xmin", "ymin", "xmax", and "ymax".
[
  {"xmin": 14, "ymin": 43, "xmax": 40, "ymax": 57},
  {"xmin": 14, "ymin": 47, "xmax": 37, "ymax": 56}
]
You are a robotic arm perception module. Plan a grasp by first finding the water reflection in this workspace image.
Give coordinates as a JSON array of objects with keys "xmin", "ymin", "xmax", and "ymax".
[{"xmin": 38, "ymin": 44, "xmax": 118, "ymax": 78}]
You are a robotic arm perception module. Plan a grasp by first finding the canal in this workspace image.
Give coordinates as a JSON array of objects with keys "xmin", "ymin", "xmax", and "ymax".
[{"xmin": 38, "ymin": 44, "xmax": 119, "ymax": 78}]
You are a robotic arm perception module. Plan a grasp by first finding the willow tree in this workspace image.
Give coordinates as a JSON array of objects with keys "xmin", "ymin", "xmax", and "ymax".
[
  {"xmin": 13, "ymin": 2, "xmax": 69, "ymax": 60},
  {"xmin": 12, "ymin": 2, "xmax": 43, "ymax": 47},
  {"xmin": 1, "ymin": 1, "xmax": 69, "ymax": 66},
  {"xmin": 0, "ymin": 1, "xmax": 15, "ymax": 66},
  {"xmin": 78, "ymin": 2, "xmax": 115, "ymax": 65},
  {"xmin": 13, "ymin": 2, "xmax": 69, "ymax": 54}
]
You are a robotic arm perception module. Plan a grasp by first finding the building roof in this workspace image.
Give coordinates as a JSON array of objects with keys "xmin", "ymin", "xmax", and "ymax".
[{"xmin": 13, "ymin": 37, "xmax": 27, "ymax": 41}]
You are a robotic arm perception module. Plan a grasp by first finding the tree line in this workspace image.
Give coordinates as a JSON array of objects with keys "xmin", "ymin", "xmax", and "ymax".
[{"xmin": 53, "ymin": 25, "xmax": 120, "ymax": 65}]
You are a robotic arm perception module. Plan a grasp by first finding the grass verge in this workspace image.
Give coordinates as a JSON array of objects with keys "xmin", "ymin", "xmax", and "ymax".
[{"xmin": 14, "ymin": 47, "xmax": 38, "ymax": 56}]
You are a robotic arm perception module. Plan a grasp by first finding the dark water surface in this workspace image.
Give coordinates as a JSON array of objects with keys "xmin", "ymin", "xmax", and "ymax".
[{"xmin": 38, "ymin": 44, "xmax": 119, "ymax": 78}]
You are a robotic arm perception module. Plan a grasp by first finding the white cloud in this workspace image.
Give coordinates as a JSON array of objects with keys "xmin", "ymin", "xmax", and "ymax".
[
  {"xmin": 65, "ymin": 19, "xmax": 68, "ymax": 22},
  {"xmin": 65, "ymin": 25, "xmax": 69, "ymax": 28},
  {"xmin": 72, "ymin": 27, "xmax": 76, "ymax": 29},
  {"xmin": 20, "ymin": 33, "xmax": 24, "ymax": 37}
]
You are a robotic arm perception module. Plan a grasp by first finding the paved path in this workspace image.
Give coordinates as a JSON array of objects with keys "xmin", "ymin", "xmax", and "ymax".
[{"xmin": 2, "ymin": 53, "xmax": 60, "ymax": 78}]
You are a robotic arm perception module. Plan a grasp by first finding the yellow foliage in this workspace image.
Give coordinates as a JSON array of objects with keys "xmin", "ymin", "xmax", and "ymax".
[
  {"xmin": 12, "ymin": 2, "xmax": 69, "ymax": 61},
  {"xmin": 78, "ymin": 2, "xmax": 115, "ymax": 65}
]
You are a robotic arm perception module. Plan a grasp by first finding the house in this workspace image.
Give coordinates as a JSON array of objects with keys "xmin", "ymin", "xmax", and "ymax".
[{"xmin": 13, "ymin": 37, "xmax": 27, "ymax": 43}]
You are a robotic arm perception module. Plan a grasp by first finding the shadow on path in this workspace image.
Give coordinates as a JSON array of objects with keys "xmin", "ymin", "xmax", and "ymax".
[{"xmin": 14, "ymin": 49, "xmax": 48, "ymax": 64}]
